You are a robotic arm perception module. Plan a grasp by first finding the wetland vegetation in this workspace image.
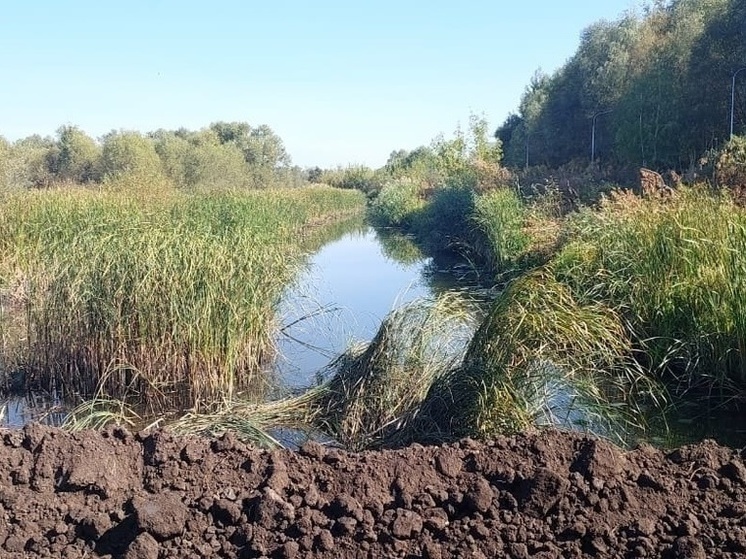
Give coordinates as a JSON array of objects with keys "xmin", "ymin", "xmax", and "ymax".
[{"xmin": 3, "ymin": 0, "xmax": 746, "ymax": 450}]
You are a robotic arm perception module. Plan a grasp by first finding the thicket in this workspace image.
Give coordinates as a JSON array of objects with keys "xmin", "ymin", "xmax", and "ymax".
[
  {"xmin": 496, "ymin": 0, "xmax": 746, "ymax": 175},
  {"xmin": 0, "ymin": 121, "xmax": 308, "ymax": 192}
]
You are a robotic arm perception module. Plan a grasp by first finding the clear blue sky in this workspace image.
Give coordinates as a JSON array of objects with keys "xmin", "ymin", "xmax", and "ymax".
[{"xmin": 0, "ymin": 1, "xmax": 637, "ymax": 168}]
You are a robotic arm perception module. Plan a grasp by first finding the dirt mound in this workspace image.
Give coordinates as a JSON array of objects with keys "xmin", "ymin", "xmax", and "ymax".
[{"xmin": 1, "ymin": 425, "xmax": 746, "ymax": 558}]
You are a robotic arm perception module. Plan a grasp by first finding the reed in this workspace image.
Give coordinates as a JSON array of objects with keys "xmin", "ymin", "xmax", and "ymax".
[
  {"xmin": 470, "ymin": 187, "xmax": 530, "ymax": 273},
  {"xmin": 553, "ymin": 187, "xmax": 746, "ymax": 398},
  {"xmin": 0, "ymin": 185, "xmax": 365, "ymax": 412},
  {"xmin": 311, "ymin": 293, "xmax": 479, "ymax": 450},
  {"xmin": 167, "ymin": 388, "xmax": 324, "ymax": 448},
  {"xmin": 412, "ymin": 270, "xmax": 659, "ymax": 443},
  {"xmin": 62, "ymin": 398, "xmax": 141, "ymax": 432}
]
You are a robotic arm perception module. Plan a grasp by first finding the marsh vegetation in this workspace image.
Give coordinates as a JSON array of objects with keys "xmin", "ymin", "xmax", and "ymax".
[
  {"xmin": 4, "ymin": 0, "xmax": 746, "ymax": 449},
  {"xmin": 0, "ymin": 182, "xmax": 365, "ymax": 419},
  {"xmin": 3, "ymin": 110, "xmax": 746, "ymax": 452}
]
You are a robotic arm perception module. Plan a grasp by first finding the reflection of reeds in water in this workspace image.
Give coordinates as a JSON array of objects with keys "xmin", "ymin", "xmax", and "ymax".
[{"xmin": 1, "ymin": 391, "xmax": 68, "ymax": 428}]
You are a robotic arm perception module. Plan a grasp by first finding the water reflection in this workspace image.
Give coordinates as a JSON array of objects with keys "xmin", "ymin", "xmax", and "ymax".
[
  {"xmin": 276, "ymin": 227, "xmax": 436, "ymax": 388},
  {"xmin": 1, "ymin": 392, "xmax": 67, "ymax": 428}
]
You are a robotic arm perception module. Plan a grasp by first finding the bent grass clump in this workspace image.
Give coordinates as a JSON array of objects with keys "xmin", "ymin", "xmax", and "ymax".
[
  {"xmin": 310, "ymin": 293, "xmax": 479, "ymax": 450},
  {"xmin": 407, "ymin": 270, "xmax": 659, "ymax": 445}
]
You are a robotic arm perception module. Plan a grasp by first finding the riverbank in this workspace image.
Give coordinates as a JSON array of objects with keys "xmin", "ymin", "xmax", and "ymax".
[
  {"xmin": 369, "ymin": 180, "xmax": 746, "ymax": 443},
  {"xmin": 1, "ymin": 424, "xmax": 744, "ymax": 558}
]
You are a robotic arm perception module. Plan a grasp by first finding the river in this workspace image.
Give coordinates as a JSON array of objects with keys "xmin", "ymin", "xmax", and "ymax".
[{"xmin": 276, "ymin": 225, "xmax": 458, "ymax": 389}]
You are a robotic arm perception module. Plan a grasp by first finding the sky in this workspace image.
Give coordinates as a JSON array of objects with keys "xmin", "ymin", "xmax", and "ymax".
[{"xmin": 0, "ymin": 1, "xmax": 639, "ymax": 168}]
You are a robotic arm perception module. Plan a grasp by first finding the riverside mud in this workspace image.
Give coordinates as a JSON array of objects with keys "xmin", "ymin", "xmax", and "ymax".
[{"xmin": 1, "ymin": 424, "xmax": 745, "ymax": 558}]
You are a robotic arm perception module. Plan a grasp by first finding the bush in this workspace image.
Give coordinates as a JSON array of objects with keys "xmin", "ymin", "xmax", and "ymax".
[
  {"xmin": 323, "ymin": 165, "xmax": 384, "ymax": 196},
  {"xmin": 369, "ymin": 179, "xmax": 423, "ymax": 227},
  {"xmin": 715, "ymin": 135, "xmax": 746, "ymax": 188},
  {"xmin": 101, "ymin": 131, "xmax": 166, "ymax": 181},
  {"xmin": 417, "ymin": 186, "xmax": 475, "ymax": 251}
]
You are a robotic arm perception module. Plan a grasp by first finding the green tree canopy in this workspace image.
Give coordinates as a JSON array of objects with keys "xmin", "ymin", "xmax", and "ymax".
[
  {"xmin": 54, "ymin": 125, "xmax": 101, "ymax": 183},
  {"xmin": 101, "ymin": 130, "xmax": 163, "ymax": 179},
  {"xmin": 496, "ymin": 0, "xmax": 739, "ymax": 171}
]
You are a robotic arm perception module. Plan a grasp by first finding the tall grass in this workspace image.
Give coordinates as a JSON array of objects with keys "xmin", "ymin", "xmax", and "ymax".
[
  {"xmin": 0, "ymin": 185, "xmax": 365, "ymax": 411},
  {"xmin": 370, "ymin": 183, "xmax": 557, "ymax": 281},
  {"xmin": 157, "ymin": 185, "xmax": 746, "ymax": 446},
  {"xmin": 409, "ymin": 270, "xmax": 657, "ymax": 443},
  {"xmin": 553, "ymin": 187, "xmax": 746, "ymax": 398},
  {"xmin": 311, "ymin": 294, "xmax": 478, "ymax": 450},
  {"xmin": 470, "ymin": 188, "xmax": 530, "ymax": 273}
]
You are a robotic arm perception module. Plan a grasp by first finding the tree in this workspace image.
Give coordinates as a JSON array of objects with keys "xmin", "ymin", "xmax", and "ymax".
[
  {"xmin": 244, "ymin": 125, "xmax": 291, "ymax": 169},
  {"xmin": 54, "ymin": 125, "xmax": 101, "ymax": 183},
  {"xmin": 209, "ymin": 121, "xmax": 252, "ymax": 148},
  {"xmin": 209, "ymin": 121, "xmax": 290, "ymax": 170},
  {"xmin": 183, "ymin": 141, "xmax": 250, "ymax": 190},
  {"xmin": 100, "ymin": 131, "xmax": 163, "ymax": 179},
  {"xmin": 12, "ymin": 135, "xmax": 56, "ymax": 187},
  {"xmin": 0, "ymin": 136, "xmax": 11, "ymax": 190},
  {"xmin": 307, "ymin": 166, "xmax": 323, "ymax": 183},
  {"xmin": 150, "ymin": 129, "xmax": 191, "ymax": 187}
]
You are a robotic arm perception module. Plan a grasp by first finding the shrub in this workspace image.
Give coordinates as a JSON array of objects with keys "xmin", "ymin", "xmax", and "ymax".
[
  {"xmin": 416, "ymin": 186, "xmax": 475, "ymax": 252},
  {"xmin": 369, "ymin": 179, "xmax": 423, "ymax": 227},
  {"xmin": 101, "ymin": 131, "xmax": 164, "ymax": 180},
  {"xmin": 715, "ymin": 135, "xmax": 746, "ymax": 188},
  {"xmin": 322, "ymin": 165, "xmax": 384, "ymax": 196}
]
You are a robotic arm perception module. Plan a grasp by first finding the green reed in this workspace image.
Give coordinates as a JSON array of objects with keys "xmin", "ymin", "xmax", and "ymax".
[
  {"xmin": 553, "ymin": 186, "xmax": 746, "ymax": 398},
  {"xmin": 0, "ymin": 185, "xmax": 364, "ymax": 412}
]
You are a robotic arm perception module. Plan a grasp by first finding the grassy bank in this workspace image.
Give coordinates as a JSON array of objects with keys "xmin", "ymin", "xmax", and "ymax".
[
  {"xmin": 553, "ymin": 187, "xmax": 746, "ymax": 397},
  {"xmin": 0, "ymin": 184, "xmax": 365, "ymax": 412},
  {"xmin": 363, "ymin": 178, "xmax": 746, "ymax": 445}
]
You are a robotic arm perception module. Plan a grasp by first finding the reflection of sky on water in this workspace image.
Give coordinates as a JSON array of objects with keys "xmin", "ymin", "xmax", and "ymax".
[
  {"xmin": 276, "ymin": 227, "xmax": 432, "ymax": 388},
  {"xmin": 0, "ymin": 393, "xmax": 67, "ymax": 428}
]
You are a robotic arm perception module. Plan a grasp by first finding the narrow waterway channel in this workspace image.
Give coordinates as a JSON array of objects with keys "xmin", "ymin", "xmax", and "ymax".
[
  {"xmin": 276, "ymin": 225, "xmax": 453, "ymax": 389},
  {"xmin": 276, "ymin": 222, "xmax": 491, "ymax": 389}
]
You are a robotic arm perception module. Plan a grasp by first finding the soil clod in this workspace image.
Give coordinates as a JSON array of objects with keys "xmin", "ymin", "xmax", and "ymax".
[{"xmin": 1, "ymin": 425, "xmax": 746, "ymax": 557}]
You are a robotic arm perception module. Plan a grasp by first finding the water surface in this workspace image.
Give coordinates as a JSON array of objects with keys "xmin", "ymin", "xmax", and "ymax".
[{"xmin": 276, "ymin": 226, "xmax": 436, "ymax": 388}]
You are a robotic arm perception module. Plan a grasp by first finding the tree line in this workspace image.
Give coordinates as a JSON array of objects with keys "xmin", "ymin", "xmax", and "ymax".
[
  {"xmin": 0, "ymin": 122, "xmax": 306, "ymax": 190},
  {"xmin": 496, "ymin": 0, "xmax": 746, "ymax": 173}
]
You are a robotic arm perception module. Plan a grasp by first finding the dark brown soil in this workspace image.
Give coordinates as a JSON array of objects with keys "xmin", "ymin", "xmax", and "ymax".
[{"xmin": 1, "ymin": 425, "xmax": 746, "ymax": 558}]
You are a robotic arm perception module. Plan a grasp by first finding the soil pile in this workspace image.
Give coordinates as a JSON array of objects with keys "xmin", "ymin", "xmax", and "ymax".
[{"xmin": 1, "ymin": 425, "xmax": 745, "ymax": 558}]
